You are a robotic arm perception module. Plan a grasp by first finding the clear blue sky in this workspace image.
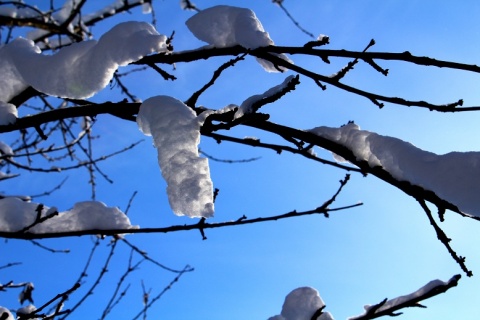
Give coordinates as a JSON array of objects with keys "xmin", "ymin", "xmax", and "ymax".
[{"xmin": 2, "ymin": 1, "xmax": 480, "ymax": 319}]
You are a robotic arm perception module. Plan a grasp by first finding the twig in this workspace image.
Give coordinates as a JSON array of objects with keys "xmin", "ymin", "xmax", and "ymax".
[
  {"xmin": 30, "ymin": 240, "xmax": 70, "ymax": 253},
  {"xmin": 199, "ymin": 149, "xmax": 260, "ymax": 163},
  {"xmin": 417, "ymin": 199, "xmax": 472, "ymax": 276}
]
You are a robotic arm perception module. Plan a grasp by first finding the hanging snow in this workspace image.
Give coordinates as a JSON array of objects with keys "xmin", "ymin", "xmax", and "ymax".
[
  {"xmin": 269, "ymin": 287, "xmax": 334, "ymax": 320},
  {"xmin": 0, "ymin": 21, "xmax": 167, "ymax": 101},
  {"xmin": 186, "ymin": 5, "xmax": 293, "ymax": 72},
  {"xmin": 137, "ymin": 96, "xmax": 214, "ymax": 218},
  {"xmin": 310, "ymin": 123, "xmax": 480, "ymax": 217}
]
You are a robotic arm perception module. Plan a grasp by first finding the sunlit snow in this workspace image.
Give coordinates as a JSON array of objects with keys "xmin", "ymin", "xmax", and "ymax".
[
  {"xmin": 0, "ymin": 21, "xmax": 167, "ymax": 101},
  {"xmin": 0, "ymin": 307, "xmax": 14, "ymax": 320},
  {"xmin": 269, "ymin": 287, "xmax": 334, "ymax": 320},
  {"xmin": 0, "ymin": 198, "xmax": 136, "ymax": 233},
  {"xmin": 234, "ymin": 75, "xmax": 295, "ymax": 119},
  {"xmin": 310, "ymin": 123, "xmax": 480, "ymax": 216},
  {"xmin": 0, "ymin": 102, "xmax": 17, "ymax": 125},
  {"xmin": 186, "ymin": 5, "xmax": 293, "ymax": 72},
  {"xmin": 348, "ymin": 275, "xmax": 459, "ymax": 319},
  {"xmin": 137, "ymin": 96, "xmax": 214, "ymax": 218}
]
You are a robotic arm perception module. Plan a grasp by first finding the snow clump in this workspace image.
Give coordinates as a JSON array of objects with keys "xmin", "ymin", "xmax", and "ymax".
[
  {"xmin": 0, "ymin": 198, "xmax": 136, "ymax": 233},
  {"xmin": 186, "ymin": 5, "xmax": 293, "ymax": 72},
  {"xmin": 137, "ymin": 96, "xmax": 214, "ymax": 218},
  {"xmin": 269, "ymin": 287, "xmax": 334, "ymax": 320},
  {"xmin": 0, "ymin": 21, "xmax": 167, "ymax": 101}
]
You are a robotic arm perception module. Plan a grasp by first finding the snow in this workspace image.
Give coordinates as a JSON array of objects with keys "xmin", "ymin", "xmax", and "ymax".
[
  {"xmin": 269, "ymin": 287, "xmax": 334, "ymax": 320},
  {"xmin": 137, "ymin": 96, "xmax": 214, "ymax": 218},
  {"xmin": 234, "ymin": 75, "xmax": 295, "ymax": 119},
  {"xmin": 0, "ymin": 307, "xmax": 14, "ymax": 320},
  {"xmin": 348, "ymin": 275, "xmax": 459, "ymax": 319},
  {"xmin": 16, "ymin": 305, "xmax": 36, "ymax": 319},
  {"xmin": 310, "ymin": 123, "xmax": 480, "ymax": 217},
  {"xmin": 83, "ymin": 0, "xmax": 151, "ymax": 22},
  {"xmin": 0, "ymin": 21, "xmax": 167, "ymax": 101},
  {"xmin": 0, "ymin": 198, "xmax": 136, "ymax": 233},
  {"xmin": 186, "ymin": 5, "xmax": 293, "ymax": 72},
  {"xmin": 0, "ymin": 141, "xmax": 13, "ymax": 156},
  {"xmin": 0, "ymin": 4, "xmax": 41, "ymax": 19},
  {"xmin": 0, "ymin": 102, "xmax": 18, "ymax": 125}
]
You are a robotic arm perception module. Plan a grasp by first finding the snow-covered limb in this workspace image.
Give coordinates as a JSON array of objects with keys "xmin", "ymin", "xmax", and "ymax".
[
  {"xmin": 234, "ymin": 75, "xmax": 298, "ymax": 119},
  {"xmin": 0, "ymin": 21, "xmax": 167, "ymax": 101},
  {"xmin": 0, "ymin": 198, "xmax": 136, "ymax": 233},
  {"xmin": 348, "ymin": 274, "xmax": 461, "ymax": 320},
  {"xmin": 310, "ymin": 123, "xmax": 480, "ymax": 218},
  {"xmin": 186, "ymin": 5, "xmax": 293, "ymax": 72},
  {"xmin": 137, "ymin": 96, "xmax": 214, "ymax": 218}
]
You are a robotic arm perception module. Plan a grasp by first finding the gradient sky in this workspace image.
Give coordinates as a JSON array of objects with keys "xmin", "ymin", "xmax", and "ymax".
[{"xmin": 2, "ymin": 1, "xmax": 480, "ymax": 319}]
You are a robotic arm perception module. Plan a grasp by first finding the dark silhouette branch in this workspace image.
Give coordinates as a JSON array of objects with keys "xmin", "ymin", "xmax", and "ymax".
[
  {"xmin": 0, "ymin": 202, "xmax": 361, "ymax": 240},
  {"xmin": 417, "ymin": 199, "xmax": 472, "ymax": 277}
]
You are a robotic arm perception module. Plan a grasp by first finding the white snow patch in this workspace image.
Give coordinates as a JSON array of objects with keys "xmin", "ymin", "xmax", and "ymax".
[
  {"xmin": 348, "ymin": 275, "xmax": 459, "ymax": 319},
  {"xmin": 137, "ymin": 96, "xmax": 214, "ymax": 218},
  {"xmin": 269, "ymin": 287, "xmax": 334, "ymax": 320},
  {"xmin": 0, "ymin": 141, "xmax": 13, "ymax": 156},
  {"xmin": 0, "ymin": 102, "xmax": 18, "ymax": 125},
  {"xmin": 16, "ymin": 305, "xmax": 37, "ymax": 319},
  {"xmin": 0, "ymin": 198, "xmax": 136, "ymax": 233},
  {"xmin": 186, "ymin": 5, "xmax": 293, "ymax": 72},
  {"xmin": 0, "ymin": 21, "xmax": 167, "ymax": 101},
  {"xmin": 235, "ymin": 75, "xmax": 295, "ymax": 119},
  {"xmin": 0, "ymin": 307, "xmax": 14, "ymax": 320},
  {"xmin": 0, "ymin": 5, "xmax": 41, "ymax": 19},
  {"xmin": 310, "ymin": 123, "xmax": 480, "ymax": 216}
]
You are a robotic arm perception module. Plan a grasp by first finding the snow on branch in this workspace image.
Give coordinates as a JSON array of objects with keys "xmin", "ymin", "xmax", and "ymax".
[
  {"xmin": 137, "ymin": 96, "xmax": 215, "ymax": 218},
  {"xmin": 186, "ymin": 5, "xmax": 293, "ymax": 72},
  {"xmin": 348, "ymin": 274, "xmax": 461, "ymax": 320},
  {"xmin": 0, "ymin": 198, "xmax": 136, "ymax": 234},
  {"xmin": 309, "ymin": 123, "xmax": 480, "ymax": 218},
  {"xmin": 234, "ymin": 74, "xmax": 299, "ymax": 119},
  {"xmin": 268, "ymin": 287, "xmax": 334, "ymax": 320},
  {"xmin": 0, "ymin": 21, "xmax": 167, "ymax": 102}
]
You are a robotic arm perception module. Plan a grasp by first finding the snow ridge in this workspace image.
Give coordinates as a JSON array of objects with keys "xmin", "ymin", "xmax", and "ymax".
[
  {"xmin": 0, "ymin": 21, "xmax": 167, "ymax": 101},
  {"xmin": 310, "ymin": 123, "xmax": 480, "ymax": 217}
]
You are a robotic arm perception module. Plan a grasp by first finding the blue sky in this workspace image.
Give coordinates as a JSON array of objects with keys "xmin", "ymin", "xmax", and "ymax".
[{"xmin": 2, "ymin": 1, "xmax": 480, "ymax": 319}]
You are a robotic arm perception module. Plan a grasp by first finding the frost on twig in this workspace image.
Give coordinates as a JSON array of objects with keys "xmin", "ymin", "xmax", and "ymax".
[{"xmin": 137, "ymin": 96, "xmax": 215, "ymax": 218}]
